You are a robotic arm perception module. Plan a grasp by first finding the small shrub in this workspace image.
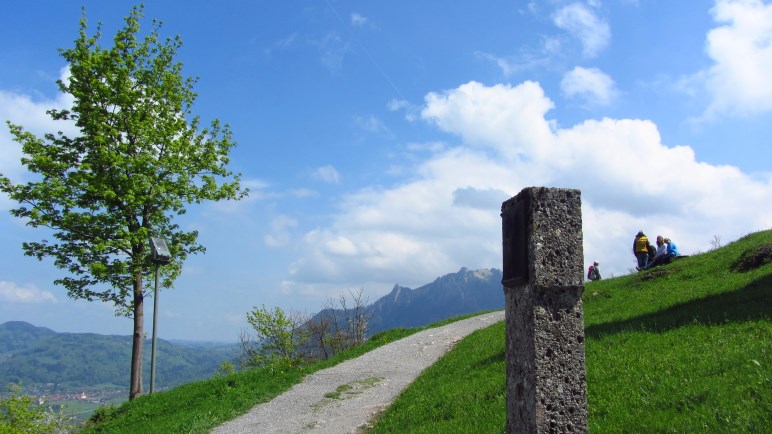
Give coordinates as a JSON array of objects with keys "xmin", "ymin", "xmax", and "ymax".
[
  {"xmin": 85, "ymin": 403, "xmax": 120, "ymax": 425},
  {"xmin": 215, "ymin": 360, "xmax": 235, "ymax": 377}
]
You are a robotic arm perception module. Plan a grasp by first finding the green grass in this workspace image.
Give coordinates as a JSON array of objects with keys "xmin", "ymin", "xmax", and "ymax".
[
  {"xmin": 369, "ymin": 230, "xmax": 771, "ymax": 433},
  {"xmin": 79, "ymin": 312, "xmax": 487, "ymax": 433},
  {"xmin": 587, "ymin": 322, "xmax": 768, "ymax": 432},
  {"xmin": 369, "ymin": 322, "xmax": 507, "ymax": 433}
]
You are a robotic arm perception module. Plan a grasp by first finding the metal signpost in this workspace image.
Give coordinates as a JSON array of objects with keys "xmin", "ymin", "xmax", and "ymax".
[{"xmin": 148, "ymin": 236, "xmax": 171, "ymax": 394}]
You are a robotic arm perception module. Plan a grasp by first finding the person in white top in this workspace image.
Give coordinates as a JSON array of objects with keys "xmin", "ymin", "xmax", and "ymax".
[{"xmin": 645, "ymin": 235, "xmax": 668, "ymax": 269}]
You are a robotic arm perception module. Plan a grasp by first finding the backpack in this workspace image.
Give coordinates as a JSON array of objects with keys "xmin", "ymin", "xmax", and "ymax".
[{"xmin": 587, "ymin": 265, "xmax": 594, "ymax": 280}]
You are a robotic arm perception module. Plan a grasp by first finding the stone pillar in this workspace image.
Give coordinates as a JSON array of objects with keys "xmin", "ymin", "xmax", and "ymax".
[{"xmin": 501, "ymin": 187, "xmax": 587, "ymax": 433}]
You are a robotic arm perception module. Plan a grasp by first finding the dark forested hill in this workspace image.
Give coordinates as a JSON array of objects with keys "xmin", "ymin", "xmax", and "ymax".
[
  {"xmin": 0, "ymin": 322, "xmax": 237, "ymax": 390},
  {"xmin": 0, "ymin": 321, "xmax": 57, "ymax": 353}
]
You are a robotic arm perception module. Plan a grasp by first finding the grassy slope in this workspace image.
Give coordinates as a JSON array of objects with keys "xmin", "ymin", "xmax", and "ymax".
[{"xmin": 371, "ymin": 230, "xmax": 771, "ymax": 433}]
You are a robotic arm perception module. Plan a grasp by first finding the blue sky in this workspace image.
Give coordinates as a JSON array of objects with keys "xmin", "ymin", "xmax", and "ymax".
[{"xmin": 1, "ymin": 1, "xmax": 770, "ymax": 342}]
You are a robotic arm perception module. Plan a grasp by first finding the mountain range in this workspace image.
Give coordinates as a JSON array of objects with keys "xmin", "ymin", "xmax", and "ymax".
[{"xmin": 367, "ymin": 267, "xmax": 504, "ymax": 334}]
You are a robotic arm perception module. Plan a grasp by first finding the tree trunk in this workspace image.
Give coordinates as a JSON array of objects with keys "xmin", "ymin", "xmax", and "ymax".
[{"xmin": 129, "ymin": 275, "xmax": 144, "ymax": 400}]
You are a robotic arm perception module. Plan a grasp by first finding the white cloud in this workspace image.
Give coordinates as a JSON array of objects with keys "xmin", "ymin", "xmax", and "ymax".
[
  {"xmin": 204, "ymin": 178, "xmax": 269, "ymax": 214},
  {"xmin": 405, "ymin": 141, "xmax": 446, "ymax": 154},
  {"xmin": 313, "ymin": 165, "xmax": 341, "ymax": 184},
  {"xmin": 264, "ymin": 215, "xmax": 298, "ymax": 247},
  {"xmin": 289, "ymin": 188, "xmax": 318, "ymax": 198},
  {"xmin": 476, "ymin": 52, "xmax": 537, "ymax": 77},
  {"xmin": 309, "ymin": 33, "xmax": 351, "ymax": 73},
  {"xmin": 0, "ymin": 281, "xmax": 57, "ymax": 303},
  {"xmin": 552, "ymin": 3, "xmax": 610, "ymax": 58},
  {"xmin": 387, "ymin": 99, "xmax": 409, "ymax": 111},
  {"xmin": 476, "ymin": 35, "xmax": 559, "ymax": 77},
  {"xmin": 561, "ymin": 66, "xmax": 618, "ymax": 106},
  {"xmin": 525, "ymin": 2, "xmax": 539, "ymax": 15},
  {"xmin": 452, "ymin": 187, "xmax": 510, "ymax": 210},
  {"xmin": 697, "ymin": 0, "xmax": 772, "ymax": 119},
  {"xmin": 325, "ymin": 235, "xmax": 359, "ymax": 256},
  {"xmin": 286, "ymin": 80, "xmax": 772, "ymax": 299},
  {"xmin": 387, "ymin": 99, "xmax": 421, "ymax": 122},
  {"xmin": 242, "ymin": 178, "xmax": 271, "ymax": 194},
  {"xmin": 265, "ymin": 33, "xmax": 298, "ymax": 57},
  {"xmin": 287, "ymin": 146, "xmax": 523, "ymax": 291},
  {"xmin": 351, "ymin": 12, "xmax": 368, "ymax": 27},
  {"xmin": 421, "ymin": 81, "xmax": 557, "ymax": 162},
  {"xmin": 480, "ymin": 3, "xmax": 608, "ymax": 77},
  {"xmin": 355, "ymin": 114, "xmax": 390, "ymax": 135}
]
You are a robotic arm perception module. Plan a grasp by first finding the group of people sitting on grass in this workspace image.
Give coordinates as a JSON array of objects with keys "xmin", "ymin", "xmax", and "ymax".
[
  {"xmin": 633, "ymin": 230, "xmax": 680, "ymax": 271},
  {"xmin": 586, "ymin": 230, "xmax": 681, "ymax": 282}
]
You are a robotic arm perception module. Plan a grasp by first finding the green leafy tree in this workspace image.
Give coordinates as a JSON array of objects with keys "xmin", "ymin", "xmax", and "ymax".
[
  {"xmin": 0, "ymin": 6, "xmax": 246, "ymax": 399},
  {"xmin": 240, "ymin": 305, "xmax": 308, "ymax": 369},
  {"xmin": 0, "ymin": 383, "xmax": 70, "ymax": 433}
]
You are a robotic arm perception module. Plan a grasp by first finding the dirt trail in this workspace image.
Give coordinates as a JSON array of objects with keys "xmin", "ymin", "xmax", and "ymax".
[{"xmin": 212, "ymin": 310, "xmax": 505, "ymax": 434}]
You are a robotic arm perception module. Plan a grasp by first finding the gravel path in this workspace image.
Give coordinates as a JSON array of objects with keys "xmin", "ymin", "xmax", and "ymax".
[{"xmin": 212, "ymin": 310, "xmax": 505, "ymax": 434}]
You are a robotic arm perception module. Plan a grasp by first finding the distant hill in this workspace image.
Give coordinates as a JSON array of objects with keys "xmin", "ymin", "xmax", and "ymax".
[
  {"xmin": 0, "ymin": 321, "xmax": 57, "ymax": 353},
  {"xmin": 311, "ymin": 267, "xmax": 504, "ymax": 337},
  {"xmin": 367, "ymin": 267, "xmax": 503, "ymax": 334},
  {"xmin": 0, "ymin": 321, "xmax": 238, "ymax": 391}
]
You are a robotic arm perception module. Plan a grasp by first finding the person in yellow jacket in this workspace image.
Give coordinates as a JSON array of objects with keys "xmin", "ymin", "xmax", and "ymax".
[{"xmin": 633, "ymin": 230, "xmax": 651, "ymax": 271}]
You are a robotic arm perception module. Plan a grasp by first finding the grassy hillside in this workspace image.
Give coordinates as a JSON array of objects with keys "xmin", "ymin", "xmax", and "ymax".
[
  {"xmin": 79, "ymin": 230, "xmax": 770, "ymax": 433},
  {"xmin": 372, "ymin": 230, "xmax": 771, "ymax": 433}
]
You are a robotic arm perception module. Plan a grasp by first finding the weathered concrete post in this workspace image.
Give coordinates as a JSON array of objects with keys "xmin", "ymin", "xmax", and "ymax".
[{"xmin": 501, "ymin": 187, "xmax": 588, "ymax": 433}]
